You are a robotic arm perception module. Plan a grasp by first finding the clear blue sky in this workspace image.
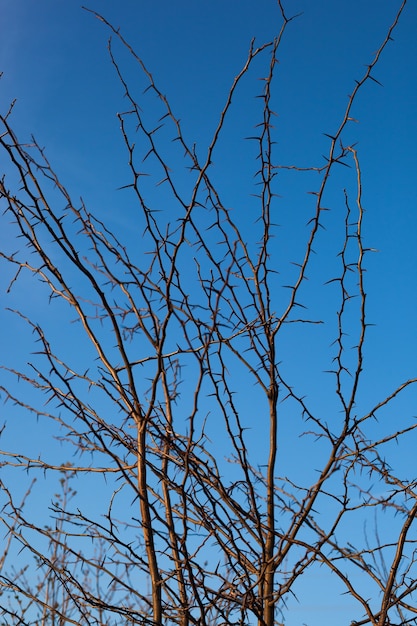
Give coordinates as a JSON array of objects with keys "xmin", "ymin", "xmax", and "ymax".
[
  {"xmin": 1, "ymin": 1, "xmax": 416, "ymax": 625},
  {"xmin": 2, "ymin": 0, "xmax": 415, "ymax": 374}
]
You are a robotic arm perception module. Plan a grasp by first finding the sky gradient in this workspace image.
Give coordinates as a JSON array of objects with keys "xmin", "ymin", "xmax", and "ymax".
[{"xmin": 1, "ymin": 2, "xmax": 416, "ymax": 624}]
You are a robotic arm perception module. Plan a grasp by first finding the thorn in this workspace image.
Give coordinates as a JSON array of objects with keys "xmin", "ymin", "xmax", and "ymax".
[
  {"xmin": 334, "ymin": 159, "xmax": 350, "ymax": 168},
  {"xmin": 368, "ymin": 74, "xmax": 383, "ymax": 87}
]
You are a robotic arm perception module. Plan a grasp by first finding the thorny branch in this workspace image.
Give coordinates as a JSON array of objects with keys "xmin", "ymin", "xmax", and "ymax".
[{"xmin": 0, "ymin": 2, "xmax": 415, "ymax": 625}]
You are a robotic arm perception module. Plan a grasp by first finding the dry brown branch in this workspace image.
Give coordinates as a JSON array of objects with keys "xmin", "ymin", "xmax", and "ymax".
[{"xmin": 0, "ymin": 2, "xmax": 415, "ymax": 625}]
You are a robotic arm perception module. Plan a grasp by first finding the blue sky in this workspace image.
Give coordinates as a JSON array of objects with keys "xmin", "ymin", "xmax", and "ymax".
[{"xmin": 1, "ymin": 1, "xmax": 417, "ymax": 625}]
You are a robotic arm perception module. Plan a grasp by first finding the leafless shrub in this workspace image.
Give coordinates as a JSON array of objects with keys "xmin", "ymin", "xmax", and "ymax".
[{"xmin": 0, "ymin": 2, "xmax": 416, "ymax": 625}]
